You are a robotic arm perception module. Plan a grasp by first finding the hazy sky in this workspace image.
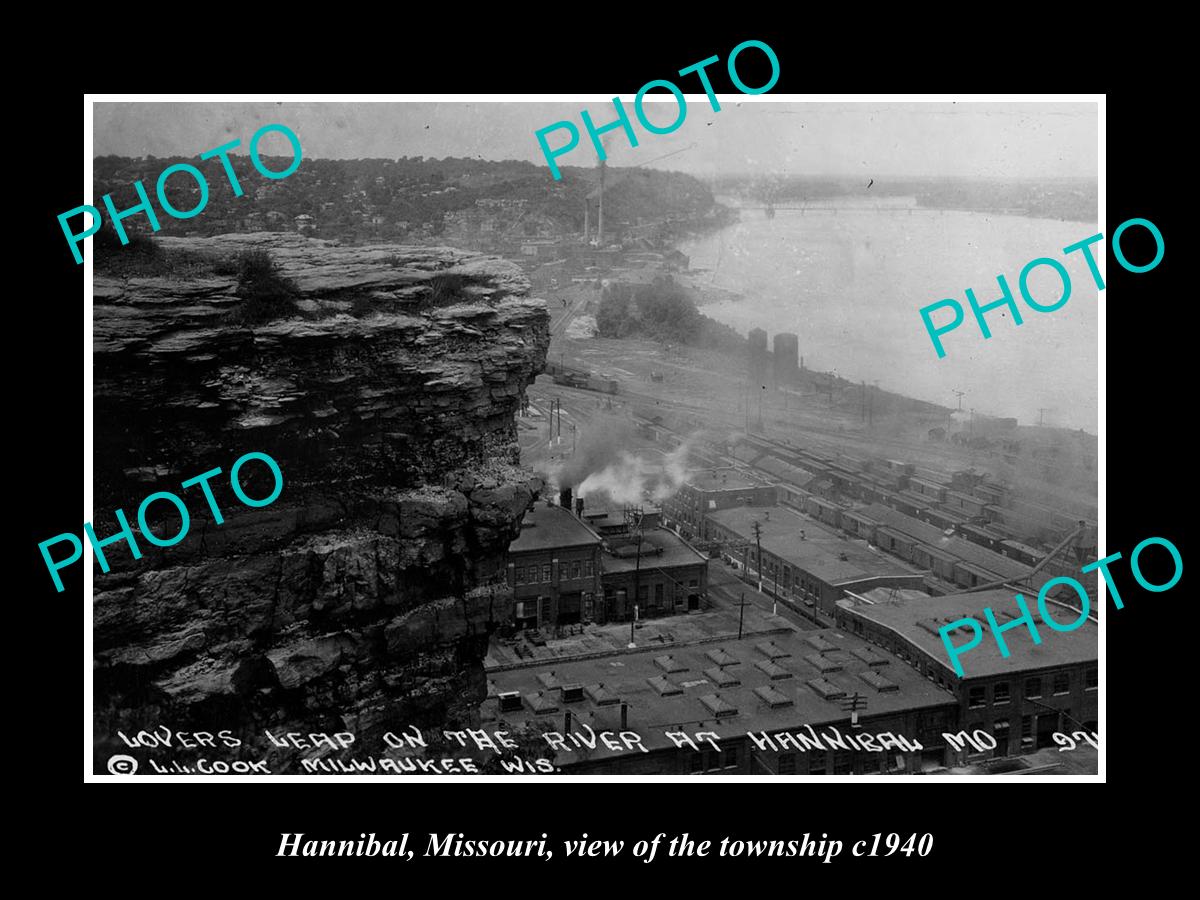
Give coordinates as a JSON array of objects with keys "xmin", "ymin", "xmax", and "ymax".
[{"xmin": 94, "ymin": 100, "xmax": 1098, "ymax": 179}]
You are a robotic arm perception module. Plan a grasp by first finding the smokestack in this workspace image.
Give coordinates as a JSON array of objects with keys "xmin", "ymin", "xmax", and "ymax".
[
  {"xmin": 560, "ymin": 486, "xmax": 573, "ymax": 510},
  {"xmin": 621, "ymin": 702, "xmax": 628, "ymax": 730},
  {"xmin": 575, "ymin": 497, "xmax": 585, "ymax": 518}
]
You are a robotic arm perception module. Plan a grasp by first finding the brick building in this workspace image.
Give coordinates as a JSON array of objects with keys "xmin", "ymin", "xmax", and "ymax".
[
  {"xmin": 506, "ymin": 504, "xmax": 602, "ymax": 628},
  {"xmin": 703, "ymin": 505, "xmax": 927, "ymax": 617},
  {"xmin": 660, "ymin": 467, "xmax": 776, "ymax": 540},
  {"xmin": 599, "ymin": 528, "xmax": 709, "ymax": 621},
  {"xmin": 483, "ymin": 626, "xmax": 959, "ymax": 775},
  {"xmin": 834, "ymin": 589, "xmax": 1098, "ymax": 762}
]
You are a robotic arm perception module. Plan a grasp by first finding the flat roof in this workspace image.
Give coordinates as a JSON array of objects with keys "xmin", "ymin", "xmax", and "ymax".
[
  {"xmin": 483, "ymin": 626, "xmax": 958, "ymax": 764},
  {"xmin": 509, "ymin": 504, "xmax": 601, "ymax": 553},
  {"xmin": 686, "ymin": 468, "xmax": 763, "ymax": 492},
  {"xmin": 602, "ymin": 529, "xmax": 707, "ymax": 574},
  {"xmin": 845, "ymin": 588, "xmax": 1097, "ymax": 678},
  {"xmin": 705, "ymin": 507, "xmax": 921, "ymax": 585}
]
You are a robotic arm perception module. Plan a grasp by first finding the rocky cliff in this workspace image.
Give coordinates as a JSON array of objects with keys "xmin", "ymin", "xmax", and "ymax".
[{"xmin": 91, "ymin": 233, "xmax": 549, "ymax": 773}]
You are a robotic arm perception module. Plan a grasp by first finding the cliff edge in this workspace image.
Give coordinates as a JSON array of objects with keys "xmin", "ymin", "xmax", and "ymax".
[{"xmin": 91, "ymin": 233, "xmax": 549, "ymax": 772}]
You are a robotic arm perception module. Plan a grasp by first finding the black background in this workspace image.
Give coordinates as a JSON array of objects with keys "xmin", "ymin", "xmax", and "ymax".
[{"xmin": 24, "ymin": 25, "xmax": 1181, "ymax": 883}]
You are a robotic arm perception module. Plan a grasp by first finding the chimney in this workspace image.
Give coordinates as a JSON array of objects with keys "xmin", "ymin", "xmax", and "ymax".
[
  {"xmin": 560, "ymin": 486, "xmax": 573, "ymax": 510},
  {"xmin": 575, "ymin": 497, "xmax": 585, "ymax": 518},
  {"xmin": 564, "ymin": 710, "xmax": 573, "ymax": 732},
  {"xmin": 620, "ymin": 702, "xmax": 628, "ymax": 730}
]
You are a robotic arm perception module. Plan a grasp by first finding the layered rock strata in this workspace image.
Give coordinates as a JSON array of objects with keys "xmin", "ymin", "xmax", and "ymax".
[{"xmin": 91, "ymin": 233, "xmax": 548, "ymax": 773}]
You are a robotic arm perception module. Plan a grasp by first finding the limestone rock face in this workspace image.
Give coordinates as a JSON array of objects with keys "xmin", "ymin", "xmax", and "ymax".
[{"xmin": 91, "ymin": 234, "xmax": 548, "ymax": 772}]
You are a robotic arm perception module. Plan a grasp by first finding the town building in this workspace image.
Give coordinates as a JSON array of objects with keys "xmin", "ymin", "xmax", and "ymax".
[
  {"xmin": 660, "ymin": 467, "xmax": 776, "ymax": 540},
  {"xmin": 598, "ymin": 526, "xmax": 709, "ymax": 621},
  {"xmin": 506, "ymin": 500, "xmax": 708, "ymax": 627},
  {"xmin": 482, "ymin": 626, "xmax": 959, "ymax": 775},
  {"xmin": 833, "ymin": 590, "xmax": 1098, "ymax": 761},
  {"xmin": 702, "ymin": 506, "xmax": 927, "ymax": 616},
  {"xmin": 506, "ymin": 503, "xmax": 602, "ymax": 628}
]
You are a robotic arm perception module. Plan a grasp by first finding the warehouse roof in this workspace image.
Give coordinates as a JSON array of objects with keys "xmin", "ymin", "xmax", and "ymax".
[
  {"xmin": 843, "ymin": 588, "xmax": 1098, "ymax": 678},
  {"xmin": 706, "ymin": 506, "xmax": 922, "ymax": 586},
  {"xmin": 483, "ymin": 626, "xmax": 957, "ymax": 766}
]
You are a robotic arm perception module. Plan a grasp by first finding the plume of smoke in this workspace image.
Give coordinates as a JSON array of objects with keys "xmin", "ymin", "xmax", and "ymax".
[
  {"xmin": 544, "ymin": 412, "xmax": 693, "ymax": 507},
  {"xmin": 576, "ymin": 442, "xmax": 693, "ymax": 506}
]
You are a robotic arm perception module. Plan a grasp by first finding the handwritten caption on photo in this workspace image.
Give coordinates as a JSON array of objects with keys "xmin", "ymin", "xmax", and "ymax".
[{"xmin": 106, "ymin": 721, "xmax": 1101, "ymax": 776}]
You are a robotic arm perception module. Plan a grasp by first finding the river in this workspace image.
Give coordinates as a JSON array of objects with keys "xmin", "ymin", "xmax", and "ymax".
[{"xmin": 678, "ymin": 199, "xmax": 1099, "ymax": 433}]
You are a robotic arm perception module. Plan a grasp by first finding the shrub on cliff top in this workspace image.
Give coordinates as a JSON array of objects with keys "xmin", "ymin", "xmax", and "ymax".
[
  {"xmin": 226, "ymin": 250, "xmax": 301, "ymax": 324},
  {"xmin": 427, "ymin": 272, "xmax": 468, "ymax": 306}
]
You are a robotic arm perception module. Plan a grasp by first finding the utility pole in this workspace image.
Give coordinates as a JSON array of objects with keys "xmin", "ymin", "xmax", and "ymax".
[
  {"xmin": 597, "ymin": 159, "xmax": 606, "ymax": 246},
  {"xmin": 630, "ymin": 509, "xmax": 643, "ymax": 646},
  {"xmin": 953, "ymin": 390, "xmax": 965, "ymax": 411},
  {"xmin": 556, "ymin": 399, "xmax": 562, "ymax": 445},
  {"xmin": 752, "ymin": 520, "xmax": 764, "ymax": 592},
  {"xmin": 738, "ymin": 592, "xmax": 747, "ymax": 639},
  {"xmin": 1038, "ymin": 408, "xmax": 1047, "ymax": 426},
  {"xmin": 840, "ymin": 691, "xmax": 868, "ymax": 728}
]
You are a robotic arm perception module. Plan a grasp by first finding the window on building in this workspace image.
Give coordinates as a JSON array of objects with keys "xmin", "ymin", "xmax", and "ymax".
[
  {"xmin": 515, "ymin": 600, "xmax": 535, "ymax": 620},
  {"xmin": 808, "ymin": 753, "xmax": 828, "ymax": 775},
  {"xmin": 583, "ymin": 560, "xmax": 594, "ymax": 577},
  {"xmin": 993, "ymin": 682, "xmax": 1010, "ymax": 704},
  {"xmin": 725, "ymin": 747, "xmax": 739, "ymax": 769},
  {"xmin": 778, "ymin": 753, "xmax": 796, "ymax": 775},
  {"xmin": 833, "ymin": 751, "xmax": 854, "ymax": 774},
  {"xmin": 1085, "ymin": 668, "xmax": 1098, "ymax": 690},
  {"xmin": 541, "ymin": 564, "xmax": 551, "ymax": 583},
  {"xmin": 1053, "ymin": 672, "xmax": 1070, "ymax": 695},
  {"xmin": 968, "ymin": 686, "xmax": 986, "ymax": 709},
  {"xmin": 689, "ymin": 579, "xmax": 699, "ymax": 588},
  {"xmin": 514, "ymin": 566, "xmax": 525, "ymax": 584},
  {"xmin": 689, "ymin": 752, "xmax": 704, "ymax": 774},
  {"xmin": 993, "ymin": 718, "xmax": 1010, "ymax": 742},
  {"xmin": 1020, "ymin": 715, "xmax": 1034, "ymax": 748},
  {"xmin": 654, "ymin": 583, "xmax": 664, "ymax": 605},
  {"xmin": 1024, "ymin": 677, "xmax": 1042, "ymax": 700}
]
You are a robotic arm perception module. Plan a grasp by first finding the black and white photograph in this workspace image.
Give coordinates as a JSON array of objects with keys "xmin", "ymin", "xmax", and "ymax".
[{"xmin": 74, "ymin": 95, "xmax": 1109, "ymax": 781}]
